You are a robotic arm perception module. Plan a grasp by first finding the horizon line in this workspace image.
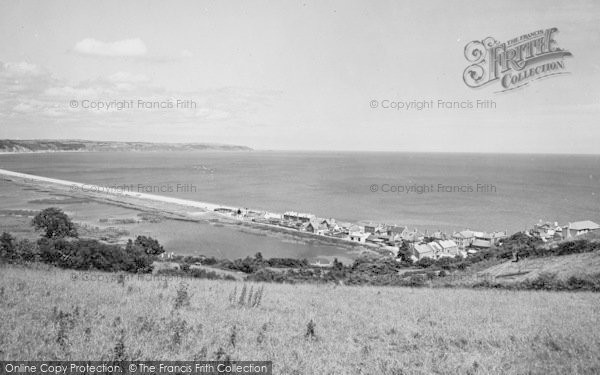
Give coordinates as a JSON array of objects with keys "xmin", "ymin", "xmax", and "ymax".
[{"xmin": 1, "ymin": 138, "xmax": 599, "ymax": 156}]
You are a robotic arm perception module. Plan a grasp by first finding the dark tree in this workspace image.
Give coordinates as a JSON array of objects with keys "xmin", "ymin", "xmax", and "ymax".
[
  {"xmin": 396, "ymin": 241, "xmax": 413, "ymax": 262},
  {"xmin": 31, "ymin": 207, "xmax": 78, "ymax": 239},
  {"xmin": 0, "ymin": 232, "xmax": 15, "ymax": 259},
  {"xmin": 133, "ymin": 235, "xmax": 165, "ymax": 257}
]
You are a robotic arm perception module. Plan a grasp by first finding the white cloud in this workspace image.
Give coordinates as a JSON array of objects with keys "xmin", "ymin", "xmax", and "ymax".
[
  {"xmin": 108, "ymin": 71, "xmax": 150, "ymax": 83},
  {"xmin": 0, "ymin": 60, "xmax": 274, "ymax": 136},
  {"xmin": 180, "ymin": 49, "xmax": 194, "ymax": 58},
  {"xmin": 74, "ymin": 38, "xmax": 147, "ymax": 57},
  {"xmin": 1, "ymin": 61, "xmax": 43, "ymax": 76},
  {"xmin": 44, "ymin": 86, "xmax": 102, "ymax": 98},
  {"xmin": 12, "ymin": 103, "xmax": 33, "ymax": 113}
]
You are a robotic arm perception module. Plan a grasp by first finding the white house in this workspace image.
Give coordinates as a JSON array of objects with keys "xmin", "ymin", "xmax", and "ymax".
[
  {"xmin": 349, "ymin": 232, "xmax": 370, "ymax": 243},
  {"xmin": 562, "ymin": 221, "xmax": 600, "ymax": 238},
  {"xmin": 438, "ymin": 240, "xmax": 459, "ymax": 255},
  {"xmin": 412, "ymin": 243, "xmax": 435, "ymax": 260},
  {"xmin": 452, "ymin": 230, "xmax": 475, "ymax": 250}
]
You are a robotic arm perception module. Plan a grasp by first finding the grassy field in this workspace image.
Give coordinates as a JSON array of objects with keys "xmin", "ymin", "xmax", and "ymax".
[
  {"xmin": 1, "ymin": 264, "xmax": 599, "ymax": 375},
  {"xmin": 480, "ymin": 250, "xmax": 600, "ymax": 283}
]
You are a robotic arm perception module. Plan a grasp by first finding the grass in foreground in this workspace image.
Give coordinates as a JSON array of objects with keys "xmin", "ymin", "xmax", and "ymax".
[{"xmin": 1, "ymin": 264, "xmax": 599, "ymax": 375}]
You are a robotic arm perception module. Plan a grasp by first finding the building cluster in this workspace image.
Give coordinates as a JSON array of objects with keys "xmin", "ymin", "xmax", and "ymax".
[
  {"xmin": 213, "ymin": 207, "xmax": 600, "ymax": 262},
  {"xmin": 529, "ymin": 220, "xmax": 600, "ymax": 241}
]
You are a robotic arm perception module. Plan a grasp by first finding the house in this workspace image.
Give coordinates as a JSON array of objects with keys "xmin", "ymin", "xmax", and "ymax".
[
  {"xmin": 305, "ymin": 220, "xmax": 329, "ymax": 235},
  {"xmin": 473, "ymin": 231, "xmax": 507, "ymax": 245},
  {"xmin": 533, "ymin": 221, "xmax": 559, "ymax": 238},
  {"xmin": 428, "ymin": 241, "xmax": 443, "ymax": 254},
  {"xmin": 490, "ymin": 231, "xmax": 508, "ymax": 244},
  {"xmin": 452, "ymin": 230, "xmax": 475, "ymax": 249},
  {"xmin": 562, "ymin": 221, "xmax": 600, "ymax": 238},
  {"xmin": 349, "ymin": 232, "xmax": 370, "ymax": 243},
  {"xmin": 380, "ymin": 245, "xmax": 400, "ymax": 257},
  {"xmin": 438, "ymin": 240, "xmax": 459, "ymax": 256},
  {"xmin": 283, "ymin": 211, "xmax": 316, "ymax": 223},
  {"xmin": 471, "ymin": 239, "xmax": 491, "ymax": 249},
  {"xmin": 364, "ymin": 222, "xmax": 386, "ymax": 234},
  {"xmin": 336, "ymin": 222, "xmax": 352, "ymax": 233},
  {"xmin": 348, "ymin": 224, "xmax": 364, "ymax": 234},
  {"xmin": 412, "ymin": 243, "xmax": 435, "ymax": 260},
  {"xmin": 387, "ymin": 225, "xmax": 408, "ymax": 237},
  {"xmin": 402, "ymin": 229, "xmax": 424, "ymax": 243},
  {"xmin": 264, "ymin": 212, "xmax": 283, "ymax": 220},
  {"xmin": 430, "ymin": 231, "xmax": 447, "ymax": 240},
  {"xmin": 320, "ymin": 218, "xmax": 338, "ymax": 230}
]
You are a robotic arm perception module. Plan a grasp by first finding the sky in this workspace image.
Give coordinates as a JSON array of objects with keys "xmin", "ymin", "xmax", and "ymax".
[{"xmin": 0, "ymin": 0, "xmax": 599, "ymax": 153}]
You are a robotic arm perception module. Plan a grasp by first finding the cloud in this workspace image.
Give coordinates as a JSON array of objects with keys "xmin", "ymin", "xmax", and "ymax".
[
  {"xmin": 1, "ymin": 61, "xmax": 44, "ymax": 76},
  {"xmin": 180, "ymin": 49, "xmax": 194, "ymax": 58},
  {"xmin": 0, "ymin": 60, "xmax": 277, "ymax": 137},
  {"xmin": 12, "ymin": 102, "xmax": 34, "ymax": 113},
  {"xmin": 74, "ymin": 38, "xmax": 148, "ymax": 57},
  {"xmin": 108, "ymin": 71, "xmax": 150, "ymax": 83}
]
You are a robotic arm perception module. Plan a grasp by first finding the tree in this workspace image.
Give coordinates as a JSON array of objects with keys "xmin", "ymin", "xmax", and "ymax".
[
  {"xmin": 332, "ymin": 258, "xmax": 344, "ymax": 271},
  {"xmin": 0, "ymin": 232, "xmax": 15, "ymax": 259},
  {"xmin": 133, "ymin": 235, "xmax": 164, "ymax": 257},
  {"xmin": 31, "ymin": 207, "xmax": 78, "ymax": 239},
  {"xmin": 396, "ymin": 241, "xmax": 413, "ymax": 262}
]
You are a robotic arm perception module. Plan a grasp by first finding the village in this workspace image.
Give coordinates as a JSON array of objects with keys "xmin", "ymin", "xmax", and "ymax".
[{"xmin": 213, "ymin": 206, "xmax": 600, "ymax": 263}]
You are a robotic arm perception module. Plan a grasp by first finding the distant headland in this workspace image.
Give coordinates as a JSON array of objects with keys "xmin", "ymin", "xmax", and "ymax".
[{"xmin": 0, "ymin": 139, "xmax": 253, "ymax": 153}]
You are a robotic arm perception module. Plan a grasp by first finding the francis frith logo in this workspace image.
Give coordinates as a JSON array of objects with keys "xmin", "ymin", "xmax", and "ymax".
[{"xmin": 463, "ymin": 28, "xmax": 572, "ymax": 92}]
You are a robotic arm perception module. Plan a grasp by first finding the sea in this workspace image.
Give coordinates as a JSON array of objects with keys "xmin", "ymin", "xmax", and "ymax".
[{"xmin": 1, "ymin": 151, "xmax": 599, "ymax": 261}]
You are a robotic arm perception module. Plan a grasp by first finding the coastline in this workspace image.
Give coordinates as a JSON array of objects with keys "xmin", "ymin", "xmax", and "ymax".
[{"xmin": 0, "ymin": 168, "xmax": 376, "ymax": 254}]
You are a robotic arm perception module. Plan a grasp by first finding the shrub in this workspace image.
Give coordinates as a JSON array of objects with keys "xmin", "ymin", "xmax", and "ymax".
[
  {"xmin": 415, "ymin": 257, "xmax": 435, "ymax": 269},
  {"xmin": 228, "ymin": 284, "xmax": 265, "ymax": 308},
  {"xmin": 14, "ymin": 239, "xmax": 38, "ymax": 262},
  {"xmin": 32, "ymin": 207, "xmax": 78, "ymax": 239},
  {"xmin": 0, "ymin": 232, "xmax": 15, "ymax": 259},
  {"xmin": 173, "ymin": 282, "xmax": 191, "ymax": 309},
  {"xmin": 133, "ymin": 235, "xmax": 165, "ymax": 257},
  {"xmin": 305, "ymin": 319, "xmax": 316, "ymax": 340},
  {"xmin": 37, "ymin": 237, "xmax": 152, "ymax": 273}
]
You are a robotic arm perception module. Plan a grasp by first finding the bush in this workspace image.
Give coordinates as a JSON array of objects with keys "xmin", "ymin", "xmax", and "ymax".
[
  {"xmin": 556, "ymin": 240, "xmax": 598, "ymax": 256},
  {"xmin": 0, "ymin": 232, "xmax": 16, "ymax": 261},
  {"xmin": 133, "ymin": 235, "xmax": 165, "ymax": 257},
  {"xmin": 14, "ymin": 239, "xmax": 38, "ymax": 262},
  {"xmin": 36, "ymin": 237, "xmax": 152, "ymax": 273},
  {"xmin": 32, "ymin": 207, "xmax": 78, "ymax": 239},
  {"xmin": 415, "ymin": 257, "xmax": 435, "ymax": 268}
]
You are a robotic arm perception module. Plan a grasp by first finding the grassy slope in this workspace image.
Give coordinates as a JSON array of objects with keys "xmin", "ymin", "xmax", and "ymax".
[
  {"xmin": 479, "ymin": 251, "xmax": 600, "ymax": 283},
  {"xmin": 1, "ymin": 265, "xmax": 599, "ymax": 374}
]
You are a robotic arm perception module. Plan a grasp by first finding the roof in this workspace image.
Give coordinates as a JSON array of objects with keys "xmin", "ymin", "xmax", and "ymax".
[
  {"xmin": 348, "ymin": 225, "xmax": 363, "ymax": 232},
  {"xmin": 568, "ymin": 221, "xmax": 600, "ymax": 231},
  {"xmin": 454, "ymin": 230, "xmax": 474, "ymax": 239},
  {"xmin": 284, "ymin": 211, "xmax": 315, "ymax": 218},
  {"xmin": 471, "ymin": 239, "xmax": 491, "ymax": 248},
  {"xmin": 438, "ymin": 240, "xmax": 457, "ymax": 249},
  {"xmin": 428, "ymin": 242, "xmax": 443, "ymax": 252},
  {"xmin": 431, "ymin": 231, "xmax": 446, "ymax": 239},
  {"xmin": 413, "ymin": 243, "xmax": 433, "ymax": 255},
  {"xmin": 387, "ymin": 226, "xmax": 407, "ymax": 233}
]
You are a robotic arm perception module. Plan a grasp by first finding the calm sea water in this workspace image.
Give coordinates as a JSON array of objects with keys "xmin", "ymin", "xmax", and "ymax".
[{"xmin": 1, "ymin": 151, "xmax": 599, "ymax": 234}]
